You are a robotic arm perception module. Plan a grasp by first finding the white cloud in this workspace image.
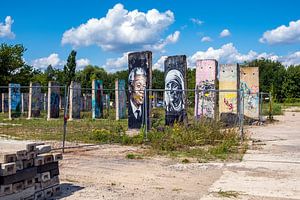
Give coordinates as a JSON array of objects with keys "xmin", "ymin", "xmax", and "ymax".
[
  {"xmin": 32, "ymin": 53, "xmax": 90, "ymax": 71},
  {"xmin": 153, "ymin": 56, "xmax": 167, "ymax": 71},
  {"xmin": 61, "ymin": 3, "xmax": 176, "ymax": 52},
  {"xmin": 190, "ymin": 18, "xmax": 204, "ymax": 26},
  {"xmin": 219, "ymin": 29, "xmax": 231, "ymax": 38},
  {"xmin": 76, "ymin": 58, "xmax": 90, "ymax": 70},
  {"xmin": 103, "ymin": 53, "xmax": 128, "ymax": 72},
  {"xmin": 259, "ymin": 19, "xmax": 300, "ymax": 44},
  {"xmin": 201, "ymin": 36, "xmax": 212, "ymax": 42},
  {"xmin": 188, "ymin": 43, "xmax": 280, "ymax": 67},
  {"xmin": 32, "ymin": 53, "xmax": 62, "ymax": 70},
  {"xmin": 280, "ymin": 51, "xmax": 300, "ymax": 66},
  {"xmin": 0, "ymin": 16, "xmax": 15, "ymax": 39},
  {"xmin": 148, "ymin": 31, "xmax": 180, "ymax": 52}
]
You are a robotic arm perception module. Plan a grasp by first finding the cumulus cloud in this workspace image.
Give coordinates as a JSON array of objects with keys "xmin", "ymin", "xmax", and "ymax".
[
  {"xmin": 32, "ymin": 53, "xmax": 90, "ymax": 71},
  {"xmin": 190, "ymin": 18, "xmax": 204, "ymax": 26},
  {"xmin": 0, "ymin": 16, "xmax": 15, "ymax": 39},
  {"xmin": 61, "ymin": 3, "xmax": 177, "ymax": 52},
  {"xmin": 76, "ymin": 58, "xmax": 90, "ymax": 70},
  {"xmin": 259, "ymin": 19, "xmax": 300, "ymax": 44},
  {"xmin": 280, "ymin": 51, "xmax": 300, "ymax": 66},
  {"xmin": 153, "ymin": 56, "xmax": 168, "ymax": 71},
  {"xmin": 201, "ymin": 36, "xmax": 212, "ymax": 42},
  {"xmin": 219, "ymin": 29, "xmax": 231, "ymax": 38},
  {"xmin": 148, "ymin": 31, "xmax": 180, "ymax": 52},
  {"xmin": 188, "ymin": 43, "xmax": 279, "ymax": 67},
  {"xmin": 32, "ymin": 53, "xmax": 62, "ymax": 70},
  {"xmin": 103, "ymin": 53, "xmax": 128, "ymax": 72}
]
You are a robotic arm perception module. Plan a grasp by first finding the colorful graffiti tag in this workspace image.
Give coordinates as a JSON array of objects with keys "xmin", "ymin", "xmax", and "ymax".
[
  {"xmin": 219, "ymin": 64, "xmax": 240, "ymax": 124},
  {"xmin": 9, "ymin": 83, "xmax": 21, "ymax": 118},
  {"xmin": 240, "ymin": 67, "xmax": 259, "ymax": 119},
  {"xmin": 92, "ymin": 80, "xmax": 103, "ymax": 119},
  {"xmin": 195, "ymin": 59, "xmax": 218, "ymax": 119}
]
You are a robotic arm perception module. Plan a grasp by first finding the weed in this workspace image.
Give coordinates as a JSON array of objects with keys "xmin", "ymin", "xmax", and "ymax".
[
  {"xmin": 217, "ymin": 189, "xmax": 240, "ymax": 198},
  {"xmin": 126, "ymin": 153, "xmax": 143, "ymax": 159}
]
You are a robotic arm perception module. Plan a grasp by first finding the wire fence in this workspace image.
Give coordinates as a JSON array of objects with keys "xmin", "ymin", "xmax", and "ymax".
[{"xmin": 0, "ymin": 84, "xmax": 272, "ymax": 152}]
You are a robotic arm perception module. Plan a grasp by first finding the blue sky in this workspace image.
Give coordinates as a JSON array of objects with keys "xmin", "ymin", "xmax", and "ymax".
[{"xmin": 1, "ymin": 0, "xmax": 300, "ymax": 72}]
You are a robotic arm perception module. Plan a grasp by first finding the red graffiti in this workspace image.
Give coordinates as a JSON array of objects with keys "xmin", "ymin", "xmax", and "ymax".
[{"xmin": 224, "ymin": 98, "xmax": 233, "ymax": 111}]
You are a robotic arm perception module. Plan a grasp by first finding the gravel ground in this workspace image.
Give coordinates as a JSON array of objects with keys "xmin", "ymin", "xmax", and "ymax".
[{"xmin": 1, "ymin": 111, "xmax": 299, "ymax": 200}]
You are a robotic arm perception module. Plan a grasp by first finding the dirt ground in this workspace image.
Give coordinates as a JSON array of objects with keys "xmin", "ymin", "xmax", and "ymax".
[{"xmin": 1, "ymin": 111, "xmax": 299, "ymax": 199}]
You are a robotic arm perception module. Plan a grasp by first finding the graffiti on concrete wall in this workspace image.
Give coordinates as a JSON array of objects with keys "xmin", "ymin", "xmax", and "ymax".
[
  {"xmin": 219, "ymin": 64, "xmax": 240, "ymax": 124},
  {"xmin": 219, "ymin": 64, "xmax": 240, "ymax": 114},
  {"xmin": 70, "ymin": 81, "xmax": 81, "ymax": 119},
  {"xmin": 49, "ymin": 82, "xmax": 60, "ymax": 118},
  {"xmin": 9, "ymin": 83, "xmax": 21, "ymax": 118},
  {"xmin": 2, "ymin": 93, "xmax": 8, "ymax": 112},
  {"xmin": 22, "ymin": 93, "xmax": 29, "ymax": 112},
  {"xmin": 195, "ymin": 59, "xmax": 217, "ymax": 119},
  {"xmin": 164, "ymin": 55, "xmax": 187, "ymax": 126},
  {"xmin": 115, "ymin": 79, "xmax": 126, "ymax": 120},
  {"xmin": 92, "ymin": 80, "xmax": 103, "ymax": 119},
  {"xmin": 31, "ymin": 82, "xmax": 41, "ymax": 117},
  {"xmin": 240, "ymin": 67, "xmax": 259, "ymax": 119},
  {"xmin": 128, "ymin": 51, "xmax": 152, "ymax": 129}
]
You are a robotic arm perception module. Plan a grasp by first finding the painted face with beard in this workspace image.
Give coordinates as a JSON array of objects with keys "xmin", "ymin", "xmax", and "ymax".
[{"xmin": 164, "ymin": 69, "xmax": 185, "ymax": 112}]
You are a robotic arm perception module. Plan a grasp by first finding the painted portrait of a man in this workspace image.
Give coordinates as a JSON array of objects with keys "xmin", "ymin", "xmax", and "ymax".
[{"xmin": 128, "ymin": 67, "xmax": 146, "ymax": 128}]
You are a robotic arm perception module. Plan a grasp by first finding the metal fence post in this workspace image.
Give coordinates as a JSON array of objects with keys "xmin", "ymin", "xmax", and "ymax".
[
  {"xmin": 259, "ymin": 92, "xmax": 263, "ymax": 121},
  {"xmin": 269, "ymin": 92, "xmax": 273, "ymax": 120},
  {"xmin": 62, "ymin": 85, "xmax": 69, "ymax": 153},
  {"xmin": 240, "ymin": 89, "xmax": 244, "ymax": 142},
  {"xmin": 144, "ymin": 87, "xmax": 148, "ymax": 140},
  {"xmin": 195, "ymin": 86, "xmax": 199, "ymax": 119}
]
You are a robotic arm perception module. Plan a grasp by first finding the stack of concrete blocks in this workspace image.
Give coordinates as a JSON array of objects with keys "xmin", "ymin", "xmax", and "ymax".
[{"xmin": 0, "ymin": 143, "xmax": 63, "ymax": 200}]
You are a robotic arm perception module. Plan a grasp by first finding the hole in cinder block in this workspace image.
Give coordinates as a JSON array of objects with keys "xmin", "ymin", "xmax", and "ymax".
[
  {"xmin": 16, "ymin": 184, "xmax": 22, "ymax": 190},
  {"xmin": 4, "ymin": 186, "xmax": 10, "ymax": 192},
  {"xmin": 7, "ymin": 166, "xmax": 13, "ymax": 171},
  {"xmin": 37, "ymin": 193, "xmax": 42, "ymax": 198},
  {"xmin": 27, "ymin": 180, "xmax": 33, "ymax": 185}
]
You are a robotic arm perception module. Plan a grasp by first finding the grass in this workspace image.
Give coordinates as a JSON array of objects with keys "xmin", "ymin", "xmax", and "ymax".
[
  {"xmin": 126, "ymin": 153, "xmax": 143, "ymax": 159},
  {"xmin": 0, "ymin": 108, "xmax": 247, "ymax": 162},
  {"xmin": 217, "ymin": 190, "xmax": 240, "ymax": 198}
]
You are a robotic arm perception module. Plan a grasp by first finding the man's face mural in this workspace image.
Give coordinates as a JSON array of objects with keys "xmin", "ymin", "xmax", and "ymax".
[
  {"xmin": 132, "ymin": 74, "xmax": 146, "ymax": 106},
  {"xmin": 165, "ymin": 69, "xmax": 185, "ymax": 112}
]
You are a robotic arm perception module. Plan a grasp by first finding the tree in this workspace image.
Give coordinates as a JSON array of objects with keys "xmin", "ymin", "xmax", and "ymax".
[
  {"xmin": 63, "ymin": 50, "xmax": 77, "ymax": 86},
  {"xmin": 282, "ymin": 65, "xmax": 300, "ymax": 100},
  {"xmin": 152, "ymin": 69, "xmax": 164, "ymax": 89},
  {"xmin": 245, "ymin": 59, "xmax": 286, "ymax": 102},
  {"xmin": 0, "ymin": 43, "xmax": 26, "ymax": 85}
]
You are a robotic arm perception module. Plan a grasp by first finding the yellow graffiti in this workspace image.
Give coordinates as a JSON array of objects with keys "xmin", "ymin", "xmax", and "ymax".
[{"xmin": 223, "ymin": 93, "xmax": 236, "ymax": 99}]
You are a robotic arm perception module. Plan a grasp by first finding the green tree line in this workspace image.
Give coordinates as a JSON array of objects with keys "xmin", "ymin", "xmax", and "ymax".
[{"xmin": 1, "ymin": 43, "xmax": 299, "ymax": 102}]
